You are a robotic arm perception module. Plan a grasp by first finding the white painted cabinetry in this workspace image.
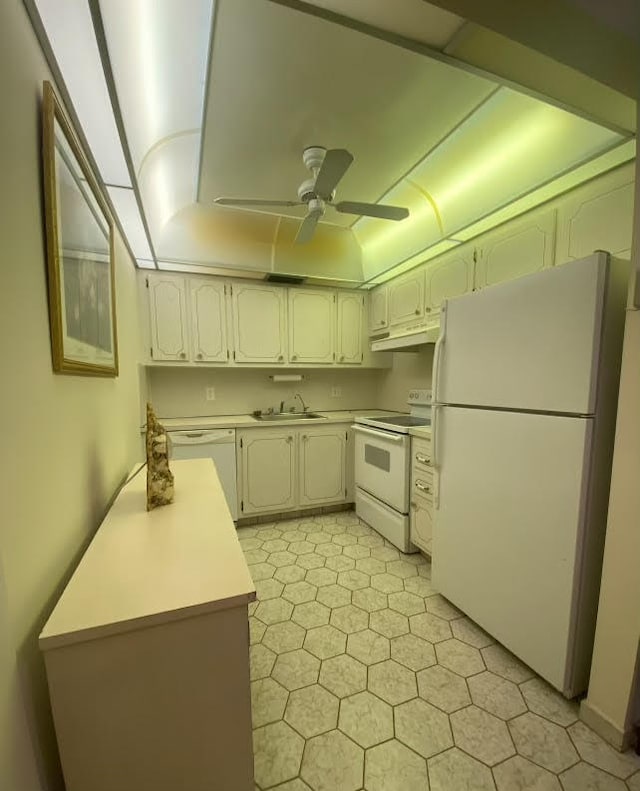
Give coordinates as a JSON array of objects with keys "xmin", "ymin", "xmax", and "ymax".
[
  {"xmin": 148, "ymin": 274, "xmax": 189, "ymax": 361},
  {"xmin": 238, "ymin": 424, "xmax": 352, "ymax": 516},
  {"xmin": 555, "ymin": 167, "xmax": 635, "ymax": 263},
  {"xmin": 410, "ymin": 497, "xmax": 433, "ymax": 555},
  {"xmin": 238, "ymin": 429, "xmax": 297, "ymax": 515},
  {"xmin": 189, "ymin": 279, "xmax": 229, "ymax": 363},
  {"xmin": 410, "ymin": 436, "xmax": 433, "ymax": 556},
  {"xmin": 475, "ymin": 209, "xmax": 556, "ymax": 289},
  {"xmin": 232, "ymin": 283, "xmax": 287, "ymax": 364},
  {"xmin": 368, "ymin": 285, "xmax": 389, "ymax": 335},
  {"xmin": 388, "ymin": 268, "xmax": 425, "ymax": 327},
  {"xmin": 336, "ymin": 292, "xmax": 364, "ymax": 364},
  {"xmin": 288, "ymin": 288, "xmax": 335, "ymax": 364},
  {"xmin": 424, "ymin": 249, "xmax": 475, "ymax": 321},
  {"xmin": 299, "ymin": 427, "xmax": 347, "ymax": 506}
]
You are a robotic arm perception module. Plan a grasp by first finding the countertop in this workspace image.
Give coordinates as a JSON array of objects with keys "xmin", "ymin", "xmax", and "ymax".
[
  {"xmin": 40, "ymin": 459, "xmax": 255, "ymax": 650},
  {"xmin": 409, "ymin": 425, "xmax": 432, "ymax": 439},
  {"xmin": 158, "ymin": 409, "xmax": 401, "ymax": 432}
]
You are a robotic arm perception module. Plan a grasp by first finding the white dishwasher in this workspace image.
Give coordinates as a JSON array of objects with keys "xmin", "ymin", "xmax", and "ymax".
[{"xmin": 168, "ymin": 429, "xmax": 238, "ymax": 520}]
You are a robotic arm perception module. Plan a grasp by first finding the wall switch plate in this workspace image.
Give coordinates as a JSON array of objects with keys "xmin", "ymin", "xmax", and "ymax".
[
  {"xmin": 330, "ymin": 386, "xmax": 342, "ymax": 398},
  {"xmin": 205, "ymin": 387, "xmax": 216, "ymax": 401}
]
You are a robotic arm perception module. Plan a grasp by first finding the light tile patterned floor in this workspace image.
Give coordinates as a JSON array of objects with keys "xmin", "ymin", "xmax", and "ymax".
[{"xmin": 239, "ymin": 511, "xmax": 640, "ymax": 791}]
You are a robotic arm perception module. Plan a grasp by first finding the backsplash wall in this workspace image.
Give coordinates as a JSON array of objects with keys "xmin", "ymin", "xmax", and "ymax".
[
  {"xmin": 147, "ymin": 367, "xmax": 385, "ymax": 418},
  {"xmin": 375, "ymin": 347, "xmax": 434, "ymax": 412}
]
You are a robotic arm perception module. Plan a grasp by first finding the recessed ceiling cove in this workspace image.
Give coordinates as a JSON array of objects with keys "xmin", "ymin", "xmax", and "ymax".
[{"xmin": 198, "ymin": 0, "xmax": 495, "ymax": 227}]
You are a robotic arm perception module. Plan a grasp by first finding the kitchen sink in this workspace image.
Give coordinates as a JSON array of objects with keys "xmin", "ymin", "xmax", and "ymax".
[{"xmin": 255, "ymin": 412, "xmax": 326, "ymax": 421}]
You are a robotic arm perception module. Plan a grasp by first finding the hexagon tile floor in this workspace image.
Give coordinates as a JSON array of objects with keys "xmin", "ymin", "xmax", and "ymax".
[{"xmin": 239, "ymin": 510, "xmax": 640, "ymax": 791}]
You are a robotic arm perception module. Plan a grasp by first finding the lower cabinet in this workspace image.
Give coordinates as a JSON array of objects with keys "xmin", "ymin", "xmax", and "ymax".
[
  {"xmin": 238, "ymin": 425, "xmax": 350, "ymax": 516},
  {"xmin": 410, "ymin": 436, "xmax": 434, "ymax": 555},
  {"xmin": 410, "ymin": 496, "xmax": 433, "ymax": 556},
  {"xmin": 299, "ymin": 428, "xmax": 347, "ymax": 506},
  {"xmin": 238, "ymin": 429, "xmax": 297, "ymax": 515}
]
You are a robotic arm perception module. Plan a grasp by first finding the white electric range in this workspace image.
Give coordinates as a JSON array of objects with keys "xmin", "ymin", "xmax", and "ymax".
[{"xmin": 353, "ymin": 390, "xmax": 431, "ymax": 552}]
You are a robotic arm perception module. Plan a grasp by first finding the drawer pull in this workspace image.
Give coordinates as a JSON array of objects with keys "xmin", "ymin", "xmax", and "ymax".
[
  {"xmin": 415, "ymin": 453, "xmax": 431, "ymax": 465},
  {"xmin": 415, "ymin": 481, "xmax": 431, "ymax": 494}
]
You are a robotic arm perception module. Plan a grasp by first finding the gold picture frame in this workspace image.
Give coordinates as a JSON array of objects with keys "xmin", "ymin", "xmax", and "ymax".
[{"xmin": 42, "ymin": 81, "xmax": 118, "ymax": 376}]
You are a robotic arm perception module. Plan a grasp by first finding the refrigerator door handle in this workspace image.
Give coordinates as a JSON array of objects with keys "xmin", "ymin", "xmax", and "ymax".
[
  {"xmin": 431, "ymin": 405, "xmax": 442, "ymax": 510},
  {"xmin": 433, "ymin": 304, "xmax": 447, "ymax": 404}
]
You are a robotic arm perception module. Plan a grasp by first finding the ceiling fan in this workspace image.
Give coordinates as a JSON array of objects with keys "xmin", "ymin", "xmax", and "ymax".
[{"xmin": 214, "ymin": 146, "xmax": 410, "ymax": 244}]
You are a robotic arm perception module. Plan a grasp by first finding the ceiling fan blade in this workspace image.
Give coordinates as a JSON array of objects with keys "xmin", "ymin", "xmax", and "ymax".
[
  {"xmin": 314, "ymin": 149, "xmax": 354, "ymax": 198},
  {"xmin": 295, "ymin": 211, "xmax": 321, "ymax": 244},
  {"xmin": 214, "ymin": 197, "xmax": 302, "ymax": 207},
  {"xmin": 335, "ymin": 201, "xmax": 409, "ymax": 221}
]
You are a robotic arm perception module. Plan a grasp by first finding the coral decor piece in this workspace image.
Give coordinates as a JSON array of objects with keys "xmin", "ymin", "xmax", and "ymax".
[{"xmin": 146, "ymin": 402, "xmax": 174, "ymax": 511}]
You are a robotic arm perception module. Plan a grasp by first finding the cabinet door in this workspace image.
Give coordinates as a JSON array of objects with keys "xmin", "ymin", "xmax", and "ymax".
[
  {"xmin": 232, "ymin": 284, "xmax": 287, "ymax": 364},
  {"xmin": 148, "ymin": 274, "xmax": 189, "ymax": 361},
  {"xmin": 239, "ymin": 430, "xmax": 297, "ymax": 515},
  {"xmin": 424, "ymin": 249, "xmax": 475, "ymax": 321},
  {"xmin": 368, "ymin": 285, "xmax": 388, "ymax": 334},
  {"xmin": 189, "ymin": 279, "xmax": 229, "ymax": 363},
  {"xmin": 299, "ymin": 428, "xmax": 347, "ymax": 507},
  {"xmin": 288, "ymin": 289, "xmax": 335, "ymax": 364},
  {"xmin": 555, "ymin": 167, "xmax": 634, "ymax": 264},
  {"xmin": 336, "ymin": 292, "xmax": 363, "ymax": 365},
  {"xmin": 475, "ymin": 209, "xmax": 556, "ymax": 289},
  {"xmin": 388, "ymin": 268, "xmax": 425, "ymax": 327},
  {"xmin": 410, "ymin": 496, "xmax": 433, "ymax": 555}
]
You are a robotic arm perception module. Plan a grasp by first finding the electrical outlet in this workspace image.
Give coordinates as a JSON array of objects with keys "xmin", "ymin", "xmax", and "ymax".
[
  {"xmin": 330, "ymin": 386, "xmax": 342, "ymax": 398},
  {"xmin": 205, "ymin": 387, "xmax": 216, "ymax": 401}
]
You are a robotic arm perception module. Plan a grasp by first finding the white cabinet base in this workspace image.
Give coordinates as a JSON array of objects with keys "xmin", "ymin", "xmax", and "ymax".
[{"xmin": 355, "ymin": 488, "xmax": 416, "ymax": 554}]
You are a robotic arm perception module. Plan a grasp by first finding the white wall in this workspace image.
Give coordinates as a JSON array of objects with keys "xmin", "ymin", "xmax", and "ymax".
[
  {"xmin": 375, "ymin": 347, "xmax": 434, "ymax": 411},
  {"xmin": 148, "ymin": 367, "xmax": 384, "ymax": 417},
  {"xmin": 0, "ymin": 2, "xmax": 143, "ymax": 788},
  {"xmin": 581, "ymin": 109, "xmax": 640, "ymax": 749}
]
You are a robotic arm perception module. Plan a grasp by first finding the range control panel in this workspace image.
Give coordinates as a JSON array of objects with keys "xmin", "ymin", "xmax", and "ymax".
[{"xmin": 407, "ymin": 389, "xmax": 432, "ymax": 406}]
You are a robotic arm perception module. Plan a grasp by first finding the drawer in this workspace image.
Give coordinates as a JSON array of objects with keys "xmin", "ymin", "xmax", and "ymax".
[
  {"xmin": 412, "ymin": 437, "xmax": 432, "ymax": 470},
  {"xmin": 410, "ymin": 494, "xmax": 433, "ymax": 556},
  {"xmin": 412, "ymin": 474, "xmax": 434, "ymax": 501}
]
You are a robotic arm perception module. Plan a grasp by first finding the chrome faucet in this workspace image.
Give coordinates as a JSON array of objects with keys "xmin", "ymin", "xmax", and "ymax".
[{"xmin": 294, "ymin": 392, "xmax": 308, "ymax": 413}]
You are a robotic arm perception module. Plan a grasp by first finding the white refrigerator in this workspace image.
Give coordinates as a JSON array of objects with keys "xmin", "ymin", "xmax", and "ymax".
[{"xmin": 431, "ymin": 252, "xmax": 629, "ymax": 697}]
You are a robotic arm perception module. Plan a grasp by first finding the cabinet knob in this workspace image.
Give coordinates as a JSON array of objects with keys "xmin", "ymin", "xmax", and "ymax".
[
  {"xmin": 196, "ymin": 353, "xmax": 203, "ymax": 360},
  {"xmin": 302, "ymin": 435, "xmax": 307, "ymax": 441},
  {"xmin": 426, "ymin": 307, "xmax": 431, "ymax": 313},
  {"xmin": 379, "ymin": 320, "xmax": 384, "ymax": 325},
  {"xmin": 179, "ymin": 352, "xmax": 186, "ymax": 359},
  {"xmin": 286, "ymin": 436, "xmax": 293, "ymax": 443},
  {"xmin": 278, "ymin": 355, "xmax": 283, "ymax": 361},
  {"xmin": 415, "ymin": 308, "xmax": 420, "ymax": 315},
  {"xmin": 292, "ymin": 355, "xmax": 298, "ymax": 361},
  {"xmin": 340, "ymin": 355, "xmax": 345, "ymax": 361}
]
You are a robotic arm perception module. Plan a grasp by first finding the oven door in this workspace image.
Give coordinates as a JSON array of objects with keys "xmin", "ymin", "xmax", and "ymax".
[{"xmin": 353, "ymin": 425, "xmax": 410, "ymax": 513}]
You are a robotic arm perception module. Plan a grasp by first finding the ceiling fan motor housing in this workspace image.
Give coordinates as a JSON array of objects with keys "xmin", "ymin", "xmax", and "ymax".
[{"xmin": 302, "ymin": 145, "xmax": 327, "ymax": 172}]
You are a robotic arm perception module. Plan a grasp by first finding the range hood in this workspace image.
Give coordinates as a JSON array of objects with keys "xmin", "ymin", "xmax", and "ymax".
[{"xmin": 371, "ymin": 324, "xmax": 440, "ymax": 352}]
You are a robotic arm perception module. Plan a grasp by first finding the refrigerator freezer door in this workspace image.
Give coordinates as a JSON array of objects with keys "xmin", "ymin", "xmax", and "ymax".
[
  {"xmin": 432, "ymin": 406, "xmax": 592, "ymax": 694},
  {"xmin": 437, "ymin": 253, "xmax": 607, "ymax": 414}
]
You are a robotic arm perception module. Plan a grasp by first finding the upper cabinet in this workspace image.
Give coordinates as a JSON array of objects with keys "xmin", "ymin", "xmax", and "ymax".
[
  {"xmin": 555, "ymin": 167, "xmax": 635, "ymax": 264},
  {"xmin": 144, "ymin": 275, "xmax": 390, "ymax": 368},
  {"xmin": 148, "ymin": 274, "xmax": 189, "ymax": 361},
  {"xmin": 388, "ymin": 268, "xmax": 425, "ymax": 327},
  {"xmin": 424, "ymin": 250, "xmax": 475, "ymax": 319},
  {"xmin": 336, "ymin": 292, "xmax": 363, "ymax": 364},
  {"xmin": 475, "ymin": 209, "xmax": 556, "ymax": 289},
  {"xmin": 232, "ymin": 283, "xmax": 287, "ymax": 364},
  {"xmin": 288, "ymin": 288, "xmax": 335, "ymax": 364},
  {"xmin": 189, "ymin": 279, "xmax": 228, "ymax": 363},
  {"xmin": 368, "ymin": 285, "xmax": 389, "ymax": 335}
]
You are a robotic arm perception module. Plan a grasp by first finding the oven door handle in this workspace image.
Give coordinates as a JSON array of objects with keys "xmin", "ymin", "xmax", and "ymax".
[{"xmin": 352, "ymin": 425, "xmax": 407, "ymax": 444}]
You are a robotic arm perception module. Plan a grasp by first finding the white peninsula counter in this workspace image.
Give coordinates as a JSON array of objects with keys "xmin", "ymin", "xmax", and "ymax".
[{"xmin": 40, "ymin": 458, "xmax": 256, "ymax": 791}]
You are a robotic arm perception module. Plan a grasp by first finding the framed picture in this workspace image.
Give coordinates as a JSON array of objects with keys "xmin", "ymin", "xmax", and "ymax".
[{"xmin": 42, "ymin": 81, "xmax": 118, "ymax": 376}]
